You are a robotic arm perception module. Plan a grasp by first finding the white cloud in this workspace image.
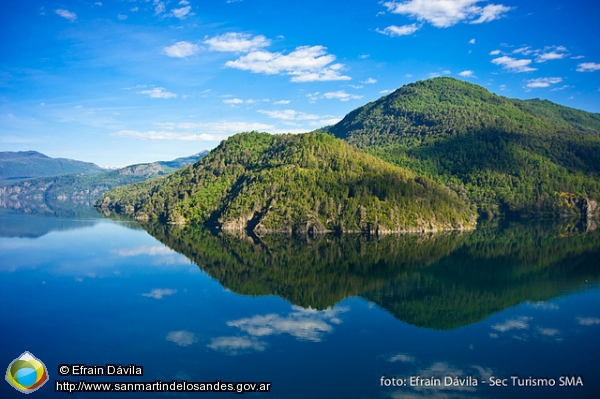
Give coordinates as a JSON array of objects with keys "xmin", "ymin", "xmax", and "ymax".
[
  {"xmin": 154, "ymin": 1, "xmax": 165, "ymax": 15},
  {"xmin": 383, "ymin": 0, "xmax": 511, "ymax": 28},
  {"xmin": 115, "ymin": 121, "xmax": 274, "ymax": 141},
  {"xmin": 577, "ymin": 317, "xmax": 600, "ymax": 326},
  {"xmin": 164, "ymin": 41, "xmax": 199, "ymax": 58},
  {"xmin": 55, "ymin": 9, "xmax": 77, "ymax": 21},
  {"xmin": 166, "ymin": 330, "xmax": 197, "ymax": 346},
  {"xmin": 377, "ymin": 24, "xmax": 421, "ymax": 37},
  {"xmin": 116, "ymin": 245, "xmax": 175, "ymax": 256},
  {"xmin": 171, "ymin": 6, "xmax": 192, "ymax": 19},
  {"xmin": 226, "ymin": 307, "xmax": 348, "ymax": 343},
  {"xmin": 224, "ymin": 98, "xmax": 244, "ymax": 105},
  {"xmin": 537, "ymin": 327, "xmax": 560, "ymax": 337},
  {"xmin": 258, "ymin": 109, "xmax": 320, "ymax": 121},
  {"xmin": 273, "ymin": 100, "xmax": 290, "ymax": 105},
  {"xmin": 489, "ymin": 49, "xmax": 501, "ymax": 55},
  {"xmin": 225, "ymin": 45, "xmax": 351, "ymax": 82},
  {"xmin": 322, "ymin": 90, "xmax": 363, "ymax": 101},
  {"xmin": 536, "ymin": 46, "xmax": 569, "ymax": 62},
  {"xmin": 387, "ymin": 353, "xmax": 415, "ymax": 363},
  {"xmin": 525, "ymin": 77, "xmax": 562, "ymax": 88},
  {"xmin": 577, "ymin": 62, "xmax": 600, "ymax": 72},
  {"xmin": 492, "ymin": 316, "xmax": 531, "ymax": 332},
  {"xmin": 208, "ymin": 336, "xmax": 266, "ymax": 355},
  {"xmin": 491, "ymin": 56, "xmax": 536, "ymax": 73},
  {"xmin": 204, "ymin": 33, "xmax": 271, "ymax": 52},
  {"xmin": 142, "ymin": 288, "xmax": 177, "ymax": 299},
  {"xmin": 117, "ymin": 14, "xmax": 127, "ymax": 20},
  {"xmin": 130, "ymin": 7, "xmax": 139, "ymax": 12},
  {"xmin": 459, "ymin": 70, "xmax": 474, "ymax": 77},
  {"xmin": 469, "ymin": 38, "xmax": 476, "ymax": 44},
  {"xmin": 139, "ymin": 87, "xmax": 177, "ymax": 99},
  {"xmin": 362, "ymin": 78, "xmax": 377, "ymax": 84}
]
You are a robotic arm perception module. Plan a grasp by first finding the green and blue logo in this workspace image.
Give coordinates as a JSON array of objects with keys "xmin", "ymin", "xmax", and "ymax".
[{"xmin": 5, "ymin": 352, "xmax": 49, "ymax": 394}]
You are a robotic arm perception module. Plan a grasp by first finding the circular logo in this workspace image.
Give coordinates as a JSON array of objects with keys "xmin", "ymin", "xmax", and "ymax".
[{"xmin": 5, "ymin": 351, "xmax": 49, "ymax": 394}]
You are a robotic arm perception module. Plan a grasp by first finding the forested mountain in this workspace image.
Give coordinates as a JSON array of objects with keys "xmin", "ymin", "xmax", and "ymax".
[
  {"xmin": 97, "ymin": 132, "xmax": 477, "ymax": 234},
  {"xmin": 320, "ymin": 77, "xmax": 600, "ymax": 219},
  {"xmin": 0, "ymin": 152, "xmax": 207, "ymax": 200},
  {"xmin": 0, "ymin": 151, "xmax": 104, "ymax": 185}
]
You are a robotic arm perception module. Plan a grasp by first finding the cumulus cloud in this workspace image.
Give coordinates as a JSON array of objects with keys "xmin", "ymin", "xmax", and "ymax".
[
  {"xmin": 577, "ymin": 317, "xmax": 600, "ymax": 326},
  {"xmin": 116, "ymin": 245, "xmax": 175, "ymax": 256},
  {"xmin": 469, "ymin": 38, "xmax": 476, "ymax": 44},
  {"xmin": 577, "ymin": 62, "xmax": 600, "ymax": 72},
  {"xmin": 537, "ymin": 327, "xmax": 560, "ymax": 337},
  {"xmin": 377, "ymin": 24, "xmax": 421, "ymax": 37},
  {"xmin": 164, "ymin": 41, "xmax": 199, "ymax": 58},
  {"xmin": 525, "ymin": 77, "xmax": 562, "ymax": 88},
  {"xmin": 154, "ymin": 1, "xmax": 165, "ymax": 15},
  {"xmin": 225, "ymin": 45, "xmax": 351, "ymax": 82},
  {"xmin": 491, "ymin": 56, "xmax": 536, "ymax": 73},
  {"xmin": 273, "ymin": 100, "xmax": 291, "ymax": 105},
  {"xmin": 322, "ymin": 90, "xmax": 363, "ymax": 101},
  {"xmin": 223, "ymin": 98, "xmax": 244, "ymax": 105},
  {"xmin": 115, "ymin": 121, "xmax": 274, "ymax": 141},
  {"xmin": 383, "ymin": 0, "xmax": 511, "ymax": 28},
  {"xmin": 171, "ymin": 5, "xmax": 192, "ymax": 19},
  {"xmin": 204, "ymin": 33, "xmax": 271, "ymax": 52},
  {"xmin": 492, "ymin": 316, "xmax": 531, "ymax": 332},
  {"xmin": 458, "ymin": 70, "xmax": 475, "ymax": 77},
  {"xmin": 489, "ymin": 49, "xmax": 501, "ymax": 55},
  {"xmin": 138, "ymin": 87, "xmax": 177, "ymax": 99},
  {"xmin": 226, "ymin": 307, "xmax": 348, "ymax": 343},
  {"xmin": 258, "ymin": 109, "xmax": 321, "ymax": 121},
  {"xmin": 55, "ymin": 9, "xmax": 77, "ymax": 21},
  {"xmin": 166, "ymin": 331, "xmax": 197, "ymax": 347},
  {"xmin": 362, "ymin": 78, "xmax": 377, "ymax": 84},
  {"xmin": 142, "ymin": 288, "xmax": 177, "ymax": 299},
  {"xmin": 536, "ymin": 46, "xmax": 569, "ymax": 62},
  {"xmin": 387, "ymin": 353, "xmax": 415, "ymax": 363}
]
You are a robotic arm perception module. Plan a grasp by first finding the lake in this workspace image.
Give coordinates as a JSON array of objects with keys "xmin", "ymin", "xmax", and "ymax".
[{"xmin": 1, "ymin": 204, "xmax": 599, "ymax": 398}]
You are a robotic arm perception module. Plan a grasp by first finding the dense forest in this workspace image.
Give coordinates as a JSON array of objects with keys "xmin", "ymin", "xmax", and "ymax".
[
  {"xmin": 98, "ymin": 132, "xmax": 477, "ymax": 234},
  {"xmin": 321, "ymin": 77, "xmax": 600, "ymax": 219}
]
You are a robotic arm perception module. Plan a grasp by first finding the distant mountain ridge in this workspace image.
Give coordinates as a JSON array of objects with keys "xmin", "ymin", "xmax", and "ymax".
[
  {"xmin": 320, "ymin": 77, "xmax": 600, "ymax": 219},
  {"xmin": 0, "ymin": 151, "xmax": 207, "ymax": 200},
  {"xmin": 0, "ymin": 150, "xmax": 104, "ymax": 184}
]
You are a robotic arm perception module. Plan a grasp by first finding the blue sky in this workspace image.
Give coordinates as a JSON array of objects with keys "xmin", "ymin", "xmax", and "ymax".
[{"xmin": 1, "ymin": 0, "xmax": 599, "ymax": 166}]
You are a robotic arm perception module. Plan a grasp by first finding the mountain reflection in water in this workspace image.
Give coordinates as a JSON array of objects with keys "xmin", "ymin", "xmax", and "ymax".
[{"xmin": 140, "ymin": 220, "xmax": 600, "ymax": 330}]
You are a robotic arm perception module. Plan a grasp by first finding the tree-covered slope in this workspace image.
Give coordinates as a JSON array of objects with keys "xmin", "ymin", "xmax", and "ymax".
[
  {"xmin": 97, "ymin": 132, "xmax": 477, "ymax": 233},
  {"xmin": 0, "ymin": 151, "xmax": 104, "ymax": 185},
  {"xmin": 321, "ymin": 77, "xmax": 600, "ymax": 218}
]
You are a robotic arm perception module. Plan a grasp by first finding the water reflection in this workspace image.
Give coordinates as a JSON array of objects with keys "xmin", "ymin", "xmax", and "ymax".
[{"xmin": 140, "ymin": 220, "xmax": 600, "ymax": 330}]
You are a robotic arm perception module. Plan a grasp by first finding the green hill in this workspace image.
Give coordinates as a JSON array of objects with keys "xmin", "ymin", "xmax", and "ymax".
[
  {"xmin": 320, "ymin": 77, "xmax": 600, "ymax": 219},
  {"xmin": 0, "ymin": 151, "xmax": 104, "ymax": 185},
  {"xmin": 97, "ymin": 132, "xmax": 477, "ymax": 234}
]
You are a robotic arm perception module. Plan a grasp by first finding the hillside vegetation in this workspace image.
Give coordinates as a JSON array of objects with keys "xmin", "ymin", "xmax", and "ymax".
[
  {"xmin": 98, "ymin": 132, "xmax": 476, "ymax": 234},
  {"xmin": 321, "ymin": 77, "xmax": 600, "ymax": 218}
]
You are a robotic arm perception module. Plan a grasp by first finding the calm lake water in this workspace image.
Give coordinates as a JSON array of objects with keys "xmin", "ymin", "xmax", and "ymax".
[{"xmin": 1, "ymin": 204, "xmax": 599, "ymax": 398}]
